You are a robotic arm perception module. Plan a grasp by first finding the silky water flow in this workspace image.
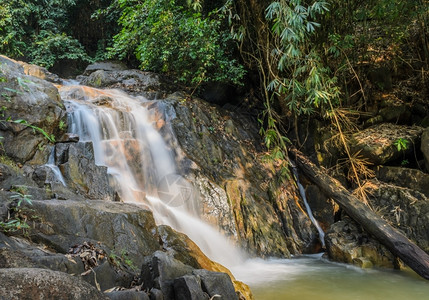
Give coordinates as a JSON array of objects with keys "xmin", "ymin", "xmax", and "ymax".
[{"xmin": 61, "ymin": 84, "xmax": 429, "ymax": 300}]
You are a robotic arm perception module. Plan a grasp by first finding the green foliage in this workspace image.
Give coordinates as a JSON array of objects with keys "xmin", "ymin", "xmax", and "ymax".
[
  {"xmin": 0, "ymin": 0, "xmax": 91, "ymax": 68},
  {"xmin": 12, "ymin": 119, "xmax": 55, "ymax": 143},
  {"xmin": 0, "ymin": 75, "xmax": 56, "ymax": 144},
  {"xmin": 10, "ymin": 191, "xmax": 33, "ymax": 207},
  {"xmin": 0, "ymin": 192, "xmax": 33, "ymax": 234},
  {"xmin": 59, "ymin": 120, "xmax": 66, "ymax": 131},
  {"xmin": 109, "ymin": 0, "xmax": 245, "ymax": 87},
  {"xmin": 30, "ymin": 31, "xmax": 91, "ymax": 69},
  {"xmin": 109, "ymin": 249, "xmax": 138, "ymax": 271},
  {"xmin": 394, "ymin": 138, "xmax": 409, "ymax": 152},
  {"xmin": 265, "ymin": 0, "xmax": 337, "ymax": 115}
]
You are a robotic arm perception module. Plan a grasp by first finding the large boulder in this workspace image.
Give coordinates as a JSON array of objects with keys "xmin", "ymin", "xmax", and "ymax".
[
  {"xmin": 350, "ymin": 123, "xmax": 423, "ymax": 165},
  {"xmin": 29, "ymin": 200, "xmax": 160, "ymax": 264},
  {"xmin": 325, "ymin": 218, "xmax": 396, "ymax": 268},
  {"xmin": 55, "ymin": 142, "xmax": 115, "ymax": 200},
  {"xmin": 0, "ymin": 56, "xmax": 67, "ymax": 164},
  {"xmin": 376, "ymin": 166, "xmax": 429, "ymax": 197},
  {"xmin": 9, "ymin": 199, "xmax": 251, "ymax": 297},
  {"xmin": 326, "ymin": 177, "xmax": 429, "ymax": 268},
  {"xmin": 158, "ymin": 93, "xmax": 317, "ymax": 256},
  {"xmin": 141, "ymin": 251, "xmax": 238, "ymax": 300},
  {"xmin": 17, "ymin": 60, "xmax": 62, "ymax": 84},
  {"xmin": 421, "ymin": 127, "xmax": 429, "ymax": 171},
  {"xmin": 366, "ymin": 180, "xmax": 429, "ymax": 253},
  {"xmin": 78, "ymin": 66, "xmax": 173, "ymax": 99},
  {"xmin": 83, "ymin": 61, "xmax": 128, "ymax": 76},
  {"xmin": 0, "ymin": 268, "xmax": 109, "ymax": 300}
]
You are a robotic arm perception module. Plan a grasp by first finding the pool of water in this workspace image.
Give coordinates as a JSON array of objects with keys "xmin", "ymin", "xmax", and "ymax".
[{"xmin": 231, "ymin": 254, "xmax": 429, "ymax": 300}]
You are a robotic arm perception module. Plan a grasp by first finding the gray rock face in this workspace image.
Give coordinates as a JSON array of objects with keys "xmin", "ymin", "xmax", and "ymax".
[
  {"xmin": 79, "ymin": 68, "xmax": 170, "ymax": 99},
  {"xmin": 421, "ymin": 127, "xmax": 429, "ymax": 171},
  {"xmin": 141, "ymin": 251, "xmax": 194, "ymax": 298},
  {"xmin": 376, "ymin": 166, "xmax": 429, "ymax": 197},
  {"xmin": 55, "ymin": 142, "xmax": 114, "ymax": 200},
  {"xmin": 325, "ymin": 218, "xmax": 396, "ymax": 268},
  {"xmin": 367, "ymin": 180, "xmax": 429, "ymax": 253},
  {"xmin": 159, "ymin": 95, "xmax": 316, "ymax": 256},
  {"xmin": 83, "ymin": 61, "xmax": 129, "ymax": 76},
  {"xmin": 141, "ymin": 251, "xmax": 237, "ymax": 300},
  {"xmin": 193, "ymin": 269, "xmax": 238, "ymax": 300},
  {"xmin": 106, "ymin": 290, "xmax": 150, "ymax": 300},
  {"xmin": 0, "ymin": 55, "xmax": 67, "ymax": 163},
  {"xmin": 174, "ymin": 275, "xmax": 208, "ymax": 300},
  {"xmin": 350, "ymin": 123, "xmax": 423, "ymax": 165},
  {"xmin": 0, "ymin": 268, "xmax": 109, "ymax": 300},
  {"xmin": 30, "ymin": 200, "xmax": 160, "ymax": 265}
]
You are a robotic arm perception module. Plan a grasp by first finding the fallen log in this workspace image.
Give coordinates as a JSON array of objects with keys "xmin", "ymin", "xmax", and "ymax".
[{"xmin": 289, "ymin": 148, "xmax": 429, "ymax": 280}]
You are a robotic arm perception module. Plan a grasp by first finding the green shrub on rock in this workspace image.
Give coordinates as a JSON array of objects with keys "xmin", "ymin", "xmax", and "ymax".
[{"xmin": 109, "ymin": 0, "xmax": 245, "ymax": 88}]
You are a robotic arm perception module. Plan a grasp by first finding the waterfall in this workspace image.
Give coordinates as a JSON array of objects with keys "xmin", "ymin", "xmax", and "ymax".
[
  {"xmin": 61, "ymin": 85, "xmax": 243, "ymax": 268},
  {"xmin": 45, "ymin": 148, "xmax": 66, "ymax": 186},
  {"xmin": 290, "ymin": 160, "xmax": 325, "ymax": 248}
]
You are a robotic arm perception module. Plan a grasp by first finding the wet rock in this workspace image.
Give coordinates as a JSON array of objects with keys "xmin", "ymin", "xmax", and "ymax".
[
  {"xmin": 0, "ymin": 56, "xmax": 67, "ymax": 163},
  {"xmin": 366, "ymin": 180, "xmax": 429, "ymax": 253},
  {"xmin": 376, "ymin": 166, "xmax": 429, "ymax": 197},
  {"xmin": 325, "ymin": 219, "xmax": 396, "ymax": 268},
  {"xmin": 193, "ymin": 269, "xmax": 238, "ymax": 300},
  {"xmin": 350, "ymin": 123, "xmax": 423, "ymax": 165},
  {"xmin": 79, "ymin": 69, "xmax": 170, "ymax": 99},
  {"xmin": 106, "ymin": 290, "xmax": 150, "ymax": 300},
  {"xmin": 29, "ymin": 200, "xmax": 160, "ymax": 265},
  {"xmin": 55, "ymin": 142, "xmax": 114, "ymax": 200},
  {"xmin": 421, "ymin": 127, "xmax": 429, "ymax": 170},
  {"xmin": 141, "ymin": 251, "xmax": 194, "ymax": 299},
  {"xmin": 32, "ymin": 164, "xmax": 84, "ymax": 200},
  {"xmin": 141, "ymin": 251, "xmax": 238, "ymax": 300},
  {"xmin": 83, "ymin": 61, "xmax": 128, "ymax": 76},
  {"xmin": 0, "ymin": 268, "xmax": 109, "ymax": 300},
  {"xmin": 173, "ymin": 275, "xmax": 208, "ymax": 300},
  {"xmin": 164, "ymin": 96, "xmax": 315, "ymax": 256},
  {"xmin": 58, "ymin": 132, "xmax": 80, "ymax": 143},
  {"xmin": 352, "ymin": 257, "xmax": 374, "ymax": 268}
]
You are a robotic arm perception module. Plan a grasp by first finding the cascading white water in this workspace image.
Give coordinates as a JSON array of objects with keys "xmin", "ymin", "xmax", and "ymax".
[
  {"xmin": 58, "ymin": 84, "xmax": 429, "ymax": 299},
  {"xmin": 45, "ymin": 148, "xmax": 66, "ymax": 186},
  {"xmin": 290, "ymin": 161, "xmax": 325, "ymax": 248},
  {"xmin": 61, "ymin": 85, "xmax": 243, "ymax": 268}
]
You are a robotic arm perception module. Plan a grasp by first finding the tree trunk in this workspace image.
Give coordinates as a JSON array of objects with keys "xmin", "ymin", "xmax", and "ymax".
[{"xmin": 289, "ymin": 148, "xmax": 429, "ymax": 280}]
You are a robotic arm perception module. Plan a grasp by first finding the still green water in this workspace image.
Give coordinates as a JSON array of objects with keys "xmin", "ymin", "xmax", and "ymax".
[{"xmin": 232, "ymin": 254, "xmax": 429, "ymax": 300}]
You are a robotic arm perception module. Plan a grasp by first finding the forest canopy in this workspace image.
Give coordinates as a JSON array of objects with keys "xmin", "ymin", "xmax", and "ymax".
[{"xmin": 0, "ymin": 0, "xmax": 428, "ymax": 179}]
